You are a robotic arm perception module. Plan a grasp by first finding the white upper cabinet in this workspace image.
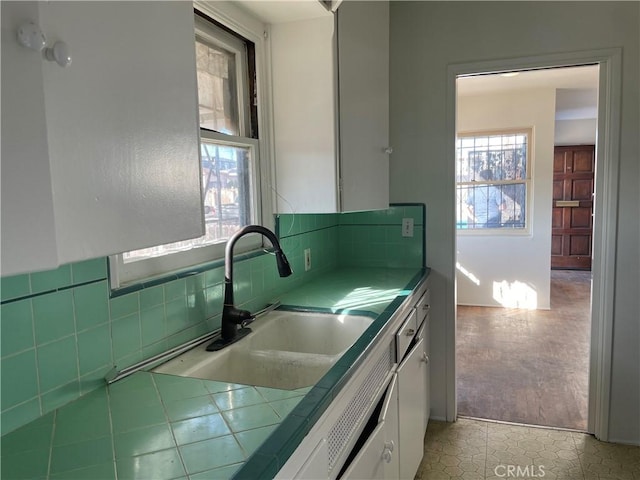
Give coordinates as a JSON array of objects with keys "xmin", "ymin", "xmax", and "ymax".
[
  {"xmin": 1, "ymin": 1, "xmax": 203, "ymax": 276},
  {"xmin": 270, "ymin": 13, "xmax": 339, "ymax": 213},
  {"xmin": 337, "ymin": 0, "xmax": 390, "ymax": 212},
  {"xmin": 270, "ymin": 1, "xmax": 390, "ymax": 213},
  {"xmin": 1, "ymin": 2, "xmax": 60, "ymax": 275}
]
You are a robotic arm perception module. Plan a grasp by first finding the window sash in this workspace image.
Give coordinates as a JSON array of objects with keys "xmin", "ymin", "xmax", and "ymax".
[
  {"xmin": 455, "ymin": 129, "xmax": 531, "ymax": 232},
  {"xmin": 195, "ymin": 14, "xmax": 250, "ymax": 136}
]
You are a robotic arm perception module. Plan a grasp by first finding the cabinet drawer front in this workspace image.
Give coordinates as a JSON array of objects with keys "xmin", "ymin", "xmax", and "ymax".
[
  {"xmin": 416, "ymin": 289, "xmax": 431, "ymax": 329},
  {"xmin": 396, "ymin": 309, "xmax": 418, "ymax": 361}
]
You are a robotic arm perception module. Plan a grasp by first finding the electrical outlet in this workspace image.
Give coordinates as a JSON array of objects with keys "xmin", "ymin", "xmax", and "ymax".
[
  {"xmin": 402, "ymin": 218, "xmax": 414, "ymax": 237},
  {"xmin": 304, "ymin": 248, "xmax": 311, "ymax": 271}
]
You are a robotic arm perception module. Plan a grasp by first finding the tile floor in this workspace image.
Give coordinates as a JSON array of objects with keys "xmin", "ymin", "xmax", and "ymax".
[
  {"xmin": 457, "ymin": 270, "xmax": 591, "ymax": 430},
  {"xmin": 416, "ymin": 418, "xmax": 640, "ymax": 480}
]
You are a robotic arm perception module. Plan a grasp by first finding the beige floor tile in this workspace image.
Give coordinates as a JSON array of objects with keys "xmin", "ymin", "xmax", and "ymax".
[
  {"xmin": 418, "ymin": 418, "xmax": 639, "ymax": 480},
  {"xmin": 573, "ymin": 432, "xmax": 640, "ymax": 480}
]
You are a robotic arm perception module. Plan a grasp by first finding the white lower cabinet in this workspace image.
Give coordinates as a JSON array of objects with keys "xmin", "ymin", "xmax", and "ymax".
[
  {"xmin": 275, "ymin": 279, "xmax": 431, "ymax": 480},
  {"xmin": 421, "ymin": 316, "xmax": 431, "ymax": 434},
  {"xmin": 341, "ymin": 376, "xmax": 399, "ymax": 480},
  {"xmin": 397, "ymin": 336, "xmax": 428, "ymax": 479},
  {"xmin": 296, "ymin": 439, "xmax": 329, "ymax": 479}
]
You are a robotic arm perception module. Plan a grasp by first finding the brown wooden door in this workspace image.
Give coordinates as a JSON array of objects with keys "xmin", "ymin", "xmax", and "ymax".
[{"xmin": 551, "ymin": 145, "xmax": 595, "ymax": 270}]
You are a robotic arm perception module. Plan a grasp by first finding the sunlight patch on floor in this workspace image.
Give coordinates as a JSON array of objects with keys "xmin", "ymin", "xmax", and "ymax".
[{"xmin": 492, "ymin": 279, "xmax": 537, "ymax": 309}]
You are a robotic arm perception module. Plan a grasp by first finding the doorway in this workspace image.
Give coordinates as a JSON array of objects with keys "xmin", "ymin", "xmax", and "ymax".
[
  {"xmin": 454, "ymin": 65, "xmax": 598, "ymax": 431},
  {"xmin": 457, "ymin": 270, "xmax": 592, "ymax": 430}
]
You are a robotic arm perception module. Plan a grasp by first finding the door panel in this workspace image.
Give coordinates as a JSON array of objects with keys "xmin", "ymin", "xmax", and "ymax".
[
  {"xmin": 551, "ymin": 145, "xmax": 595, "ymax": 270},
  {"xmin": 569, "ymin": 236, "xmax": 591, "ymax": 256},
  {"xmin": 572, "ymin": 208, "xmax": 592, "ymax": 228},
  {"xmin": 573, "ymin": 179, "xmax": 594, "ymax": 199}
]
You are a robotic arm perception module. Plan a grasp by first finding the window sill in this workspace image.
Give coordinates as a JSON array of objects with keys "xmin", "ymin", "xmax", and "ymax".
[{"xmin": 109, "ymin": 248, "xmax": 269, "ymax": 299}]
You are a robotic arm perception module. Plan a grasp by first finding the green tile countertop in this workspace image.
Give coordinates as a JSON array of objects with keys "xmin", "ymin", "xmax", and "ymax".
[
  {"xmin": 277, "ymin": 267, "xmax": 421, "ymax": 315},
  {"xmin": 1, "ymin": 267, "xmax": 428, "ymax": 480}
]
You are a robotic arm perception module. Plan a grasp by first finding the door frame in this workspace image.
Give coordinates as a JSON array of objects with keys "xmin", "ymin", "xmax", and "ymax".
[{"xmin": 446, "ymin": 48, "xmax": 622, "ymax": 441}]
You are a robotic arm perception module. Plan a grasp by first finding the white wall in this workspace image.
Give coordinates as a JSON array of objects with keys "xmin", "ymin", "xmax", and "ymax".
[
  {"xmin": 456, "ymin": 89, "xmax": 556, "ymax": 310},
  {"xmin": 555, "ymin": 119, "xmax": 597, "ymax": 145},
  {"xmin": 390, "ymin": 1, "xmax": 639, "ymax": 444},
  {"xmin": 555, "ymin": 88, "xmax": 598, "ymax": 145}
]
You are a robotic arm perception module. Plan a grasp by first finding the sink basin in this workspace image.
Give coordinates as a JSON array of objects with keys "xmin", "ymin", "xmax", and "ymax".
[
  {"xmin": 246, "ymin": 310, "xmax": 372, "ymax": 355},
  {"xmin": 153, "ymin": 310, "xmax": 373, "ymax": 390}
]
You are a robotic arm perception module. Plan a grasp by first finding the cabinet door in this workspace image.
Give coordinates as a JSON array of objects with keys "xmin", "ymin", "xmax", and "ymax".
[
  {"xmin": 42, "ymin": 1, "xmax": 202, "ymax": 265},
  {"xmin": 1, "ymin": 1, "xmax": 203, "ymax": 275},
  {"xmin": 341, "ymin": 424, "xmax": 386, "ymax": 480},
  {"xmin": 382, "ymin": 374, "xmax": 400, "ymax": 480},
  {"xmin": 270, "ymin": 14, "xmax": 338, "ymax": 214},
  {"xmin": 1, "ymin": 1, "xmax": 59, "ymax": 275},
  {"xmin": 422, "ymin": 315, "xmax": 431, "ymax": 432},
  {"xmin": 292, "ymin": 438, "xmax": 329, "ymax": 480},
  {"xmin": 337, "ymin": 1, "xmax": 390, "ymax": 212},
  {"xmin": 341, "ymin": 375, "xmax": 398, "ymax": 480},
  {"xmin": 397, "ymin": 336, "xmax": 426, "ymax": 480}
]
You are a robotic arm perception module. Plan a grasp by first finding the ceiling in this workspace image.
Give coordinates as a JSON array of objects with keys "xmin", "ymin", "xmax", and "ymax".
[
  {"xmin": 229, "ymin": 5, "xmax": 599, "ymax": 122},
  {"xmin": 457, "ymin": 65, "xmax": 599, "ymax": 122},
  {"xmin": 456, "ymin": 65, "xmax": 599, "ymax": 97},
  {"xmin": 234, "ymin": 0, "xmax": 330, "ymax": 24}
]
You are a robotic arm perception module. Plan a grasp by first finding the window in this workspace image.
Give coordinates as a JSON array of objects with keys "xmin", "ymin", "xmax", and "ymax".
[
  {"xmin": 456, "ymin": 130, "xmax": 530, "ymax": 231},
  {"xmin": 111, "ymin": 11, "xmax": 267, "ymax": 286}
]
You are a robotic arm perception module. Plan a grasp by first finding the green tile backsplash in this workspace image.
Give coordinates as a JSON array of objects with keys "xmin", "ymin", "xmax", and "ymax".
[
  {"xmin": 1, "ymin": 301, "xmax": 34, "ymax": 357},
  {"xmin": 0, "ymin": 206, "xmax": 424, "ymax": 436},
  {"xmin": 338, "ymin": 204, "xmax": 425, "ymax": 268},
  {"xmin": 0, "ymin": 274, "xmax": 30, "ymax": 303},
  {"xmin": 30, "ymin": 264, "xmax": 72, "ymax": 295}
]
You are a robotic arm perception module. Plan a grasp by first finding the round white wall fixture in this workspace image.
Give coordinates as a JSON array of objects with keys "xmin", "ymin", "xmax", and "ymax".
[
  {"xmin": 17, "ymin": 22, "xmax": 46, "ymax": 51},
  {"xmin": 44, "ymin": 41, "xmax": 72, "ymax": 67}
]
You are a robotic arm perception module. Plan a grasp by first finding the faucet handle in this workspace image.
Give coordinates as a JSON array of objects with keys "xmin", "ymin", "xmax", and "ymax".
[{"xmin": 224, "ymin": 306, "xmax": 253, "ymax": 324}]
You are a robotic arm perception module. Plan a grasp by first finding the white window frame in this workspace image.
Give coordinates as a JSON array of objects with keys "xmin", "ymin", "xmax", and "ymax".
[
  {"xmin": 195, "ymin": 13, "xmax": 249, "ymax": 136},
  {"xmin": 110, "ymin": 4, "xmax": 273, "ymax": 289},
  {"xmin": 455, "ymin": 128, "xmax": 533, "ymax": 235}
]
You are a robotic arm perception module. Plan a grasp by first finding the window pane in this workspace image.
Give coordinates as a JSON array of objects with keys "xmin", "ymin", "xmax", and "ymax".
[
  {"xmin": 196, "ymin": 39, "xmax": 240, "ymax": 135},
  {"xmin": 456, "ymin": 183, "xmax": 526, "ymax": 229},
  {"xmin": 501, "ymin": 183, "xmax": 526, "ymax": 227},
  {"xmin": 455, "ymin": 129, "xmax": 529, "ymax": 230},
  {"xmin": 201, "ymin": 141, "xmax": 252, "ymax": 243}
]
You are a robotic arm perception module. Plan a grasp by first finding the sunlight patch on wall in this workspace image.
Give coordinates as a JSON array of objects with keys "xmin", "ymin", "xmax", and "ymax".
[
  {"xmin": 492, "ymin": 280, "xmax": 537, "ymax": 309},
  {"xmin": 456, "ymin": 262, "xmax": 480, "ymax": 286}
]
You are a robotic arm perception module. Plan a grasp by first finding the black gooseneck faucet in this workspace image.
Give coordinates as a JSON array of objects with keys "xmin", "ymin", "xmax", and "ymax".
[{"xmin": 206, "ymin": 225, "xmax": 292, "ymax": 351}]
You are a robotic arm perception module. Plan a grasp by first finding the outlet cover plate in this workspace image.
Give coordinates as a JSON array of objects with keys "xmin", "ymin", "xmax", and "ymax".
[
  {"xmin": 402, "ymin": 218, "xmax": 414, "ymax": 237},
  {"xmin": 304, "ymin": 248, "xmax": 311, "ymax": 271}
]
